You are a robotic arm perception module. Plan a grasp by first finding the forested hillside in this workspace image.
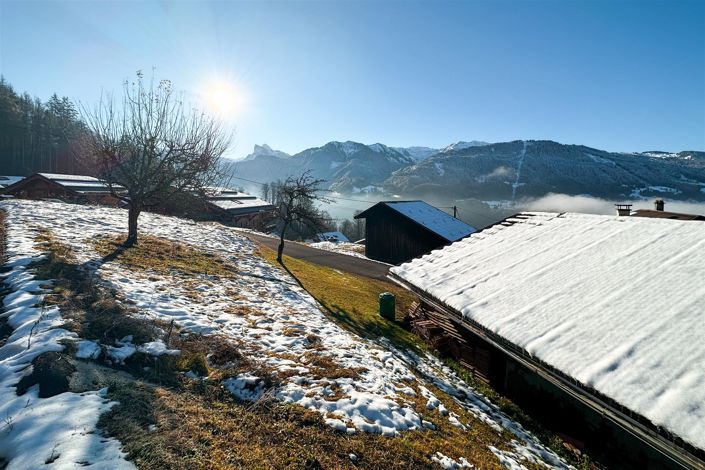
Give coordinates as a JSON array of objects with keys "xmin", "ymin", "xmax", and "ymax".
[{"xmin": 0, "ymin": 77, "xmax": 89, "ymax": 175}]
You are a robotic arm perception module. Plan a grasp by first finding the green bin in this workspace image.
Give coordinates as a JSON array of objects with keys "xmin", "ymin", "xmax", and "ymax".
[{"xmin": 379, "ymin": 292, "xmax": 396, "ymax": 321}]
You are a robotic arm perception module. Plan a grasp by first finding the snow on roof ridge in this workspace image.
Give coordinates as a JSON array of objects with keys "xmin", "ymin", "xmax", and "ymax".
[{"xmin": 385, "ymin": 201, "xmax": 476, "ymax": 242}]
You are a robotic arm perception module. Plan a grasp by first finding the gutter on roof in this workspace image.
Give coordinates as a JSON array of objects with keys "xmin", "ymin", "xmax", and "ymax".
[{"xmin": 388, "ymin": 271, "xmax": 705, "ymax": 470}]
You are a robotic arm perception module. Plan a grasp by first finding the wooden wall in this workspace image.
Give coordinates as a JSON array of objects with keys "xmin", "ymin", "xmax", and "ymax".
[
  {"xmin": 407, "ymin": 299, "xmax": 702, "ymax": 469},
  {"xmin": 363, "ymin": 205, "xmax": 447, "ymax": 264}
]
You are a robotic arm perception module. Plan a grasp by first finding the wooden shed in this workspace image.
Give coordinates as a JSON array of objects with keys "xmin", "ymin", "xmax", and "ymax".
[{"xmin": 354, "ymin": 200, "xmax": 476, "ymax": 264}]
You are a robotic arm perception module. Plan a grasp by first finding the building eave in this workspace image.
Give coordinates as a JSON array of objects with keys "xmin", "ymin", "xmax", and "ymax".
[{"xmin": 387, "ymin": 271, "xmax": 705, "ymax": 469}]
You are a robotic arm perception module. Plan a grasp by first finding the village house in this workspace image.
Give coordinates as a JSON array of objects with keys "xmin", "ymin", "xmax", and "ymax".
[
  {"xmin": 314, "ymin": 231, "xmax": 350, "ymax": 243},
  {"xmin": 203, "ymin": 187, "xmax": 275, "ymax": 229},
  {"xmin": 354, "ymin": 200, "xmax": 476, "ymax": 264},
  {"xmin": 2, "ymin": 173, "xmax": 121, "ymax": 205},
  {"xmin": 390, "ymin": 212, "xmax": 705, "ymax": 469},
  {"xmin": 627, "ymin": 199, "xmax": 705, "ymax": 221},
  {"xmin": 2, "ymin": 175, "xmax": 274, "ymax": 228}
]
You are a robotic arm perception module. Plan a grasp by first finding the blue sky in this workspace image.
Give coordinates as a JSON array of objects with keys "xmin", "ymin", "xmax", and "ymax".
[{"xmin": 1, "ymin": 0, "xmax": 703, "ymax": 158}]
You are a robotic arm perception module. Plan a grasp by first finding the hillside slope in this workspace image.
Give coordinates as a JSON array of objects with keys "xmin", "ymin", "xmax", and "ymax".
[
  {"xmin": 0, "ymin": 200, "xmax": 572, "ymax": 469},
  {"xmin": 385, "ymin": 140, "xmax": 705, "ymax": 201}
]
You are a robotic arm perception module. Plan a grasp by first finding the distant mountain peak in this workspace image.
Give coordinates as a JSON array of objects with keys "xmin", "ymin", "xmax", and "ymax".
[{"xmin": 243, "ymin": 144, "xmax": 290, "ymax": 161}]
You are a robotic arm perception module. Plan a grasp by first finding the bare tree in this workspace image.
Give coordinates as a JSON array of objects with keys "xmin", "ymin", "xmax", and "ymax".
[
  {"xmin": 274, "ymin": 171, "xmax": 330, "ymax": 263},
  {"xmin": 79, "ymin": 71, "xmax": 231, "ymax": 246}
]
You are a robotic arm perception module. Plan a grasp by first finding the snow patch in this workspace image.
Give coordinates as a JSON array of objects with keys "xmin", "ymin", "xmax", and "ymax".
[
  {"xmin": 76, "ymin": 340, "xmax": 101, "ymax": 359},
  {"xmin": 431, "ymin": 451, "xmax": 473, "ymax": 468},
  {"xmin": 0, "ymin": 207, "xmax": 133, "ymax": 469},
  {"xmin": 585, "ymin": 153, "xmax": 615, "ymax": 166},
  {"xmin": 137, "ymin": 340, "xmax": 180, "ymax": 357},
  {"xmin": 224, "ymin": 373, "xmax": 265, "ymax": 401}
]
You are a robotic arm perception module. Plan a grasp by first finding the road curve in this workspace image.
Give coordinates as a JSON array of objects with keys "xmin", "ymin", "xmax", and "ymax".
[{"xmin": 241, "ymin": 232, "xmax": 391, "ymax": 282}]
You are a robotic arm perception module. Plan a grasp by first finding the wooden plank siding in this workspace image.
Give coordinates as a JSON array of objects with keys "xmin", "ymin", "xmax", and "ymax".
[
  {"xmin": 361, "ymin": 204, "xmax": 448, "ymax": 264},
  {"xmin": 408, "ymin": 300, "xmax": 502, "ymax": 385}
]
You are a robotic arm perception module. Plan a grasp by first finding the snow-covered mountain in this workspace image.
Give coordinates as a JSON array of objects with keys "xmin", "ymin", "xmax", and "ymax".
[
  {"xmin": 234, "ymin": 141, "xmax": 415, "ymax": 192},
  {"xmin": 232, "ymin": 139, "xmax": 705, "ymax": 202},
  {"xmin": 386, "ymin": 140, "xmax": 705, "ymax": 201}
]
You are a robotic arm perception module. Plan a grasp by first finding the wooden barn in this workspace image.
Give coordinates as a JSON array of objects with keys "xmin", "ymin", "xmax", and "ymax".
[
  {"xmin": 204, "ymin": 188, "xmax": 275, "ymax": 229},
  {"xmin": 390, "ymin": 212, "xmax": 705, "ymax": 469},
  {"xmin": 149, "ymin": 187, "xmax": 275, "ymax": 229},
  {"xmin": 2, "ymin": 173, "xmax": 121, "ymax": 205},
  {"xmin": 354, "ymin": 200, "xmax": 476, "ymax": 264}
]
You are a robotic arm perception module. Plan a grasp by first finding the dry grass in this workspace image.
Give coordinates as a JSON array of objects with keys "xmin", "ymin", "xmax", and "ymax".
[
  {"xmin": 99, "ymin": 375, "xmax": 519, "ymax": 470},
  {"xmin": 15, "ymin": 228, "xmax": 568, "ymax": 469},
  {"xmin": 95, "ymin": 235, "xmax": 237, "ymax": 278}
]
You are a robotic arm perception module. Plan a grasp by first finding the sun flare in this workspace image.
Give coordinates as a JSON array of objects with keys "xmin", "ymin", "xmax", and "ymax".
[{"xmin": 204, "ymin": 81, "xmax": 240, "ymax": 117}]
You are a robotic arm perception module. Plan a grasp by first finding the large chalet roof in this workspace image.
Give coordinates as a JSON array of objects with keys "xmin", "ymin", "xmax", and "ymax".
[
  {"xmin": 355, "ymin": 200, "xmax": 476, "ymax": 242},
  {"xmin": 38, "ymin": 173, "xmax": 120, "ymax": 194},
  {"xmin": 391, "ymin": 212, "xmax": 705, "ymax": 452},
  {"xmin": 3, "ymin": 173, "xmax": 121, "ymax": 195},
  {"xmin": 205, "ymin": 188, "xmax": 274, "ymax": 215}
]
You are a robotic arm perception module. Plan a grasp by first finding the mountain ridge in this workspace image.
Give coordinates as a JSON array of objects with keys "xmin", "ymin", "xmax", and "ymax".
[{"xmin": 231, "ymin": 139, "xmax": 705, "ymax": 201}]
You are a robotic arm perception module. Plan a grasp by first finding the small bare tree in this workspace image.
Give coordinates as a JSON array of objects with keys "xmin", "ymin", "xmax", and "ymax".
[
  {"xmin": 274, "ymin": 171, "xmax": 330, "ymax": 263},
  {"xmin": 80, "ymin": 71, "xmax": 231, "ymax": 246}
]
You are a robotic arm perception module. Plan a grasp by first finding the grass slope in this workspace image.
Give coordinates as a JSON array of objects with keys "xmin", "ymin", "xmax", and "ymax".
[
  {"xmin": 3, "ymin": 222, "xmax": 575, "ymax": 469},
  {"xmin": 257, "ymin": 246, "xmax": 424, "ymax": 354},
  {"xmin": 256, "ymin": 244, "xmax": 591, "ymax": 469}
]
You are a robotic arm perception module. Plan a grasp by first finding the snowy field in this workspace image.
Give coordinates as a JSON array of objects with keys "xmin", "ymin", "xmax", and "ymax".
[
  {"xmin": 307, "ymin": 240, "xmax": 369, "ymax": 259},
  {"xmin": 0, "ymin": 200, "xmax": 570, "ymax": 468},
  {"xmin": 393, "ymin": 212, "xmax": 705, "ymax": 453}
]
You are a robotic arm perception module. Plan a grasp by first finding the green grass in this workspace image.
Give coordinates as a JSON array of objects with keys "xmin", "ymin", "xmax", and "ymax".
[
  {"xmin": 257, "ymin": 245, "xmax": 426, "ymax": 354},
  {"xmin": 256, "ymin": 244, "xmax": 593, "ymax": 469}
]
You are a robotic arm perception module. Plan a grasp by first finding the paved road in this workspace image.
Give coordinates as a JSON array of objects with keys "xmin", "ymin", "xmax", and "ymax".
[{"xmin": 242, "ymin": 232, "xmax": 391, "ymax": 281}]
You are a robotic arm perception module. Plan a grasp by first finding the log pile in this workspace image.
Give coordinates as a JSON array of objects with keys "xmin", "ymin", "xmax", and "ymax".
[{"xmin": 408, "ymin": 301, "xmax": 491, "ymax": 384}]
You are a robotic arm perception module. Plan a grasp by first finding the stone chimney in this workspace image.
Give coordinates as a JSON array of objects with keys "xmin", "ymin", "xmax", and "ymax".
[
  {"xmin": 654, "ymin": 199, "xmax": 665, "ymax": 211},
  {"xmin": 615, "ymin": 204, "xmax": 633, "ymax": 216}
]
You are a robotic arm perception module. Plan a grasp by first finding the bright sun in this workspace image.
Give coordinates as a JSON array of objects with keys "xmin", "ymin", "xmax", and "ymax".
[{"xmin": 204, "ymin": 81, "xmax": 239, "ymax": 116}]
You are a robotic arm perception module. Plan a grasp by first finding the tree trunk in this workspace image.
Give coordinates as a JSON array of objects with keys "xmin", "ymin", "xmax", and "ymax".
[
  {"xmin": 276, "ymin": 225, "xmax": 288, "ymax": 263},
  {"xmin": 125, "ymin": 205, "xmax": 141, "ymax": 247}
]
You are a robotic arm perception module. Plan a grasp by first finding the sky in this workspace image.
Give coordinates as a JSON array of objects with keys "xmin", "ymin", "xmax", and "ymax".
[{"xmin": 1, "ymin": 0, "xmax": 703, "ymax": 159}]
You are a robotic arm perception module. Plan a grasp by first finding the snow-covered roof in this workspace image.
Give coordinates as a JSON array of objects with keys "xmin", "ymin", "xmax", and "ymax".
[
  {"xmin": 0, "ymin": 176, "xmax": 24, "ymax": 188},
  {"xmin": 38, "ymin": 173, "xmax": 100, "ymax": 182},
  {"xmin": 205, "ymin": 187, "xmax": 273, "ymax": 214},
  {"xmin": 35, "ymin": 173, "xmax": 117, "ymax": 192},
  {"xmin": 379, "ymin": 201, "xmax": 476, "ymax": 242},
  {"xmin": 209, "ymin": 198, "xmax": 272, "ymax": 211},
  {"xmin": 315, "ymin": 231, "xmax": 350, "ymax": 242},
  {"xmin": 391, "ymin": 212, "xmax": 705, "ymax": 451}
]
